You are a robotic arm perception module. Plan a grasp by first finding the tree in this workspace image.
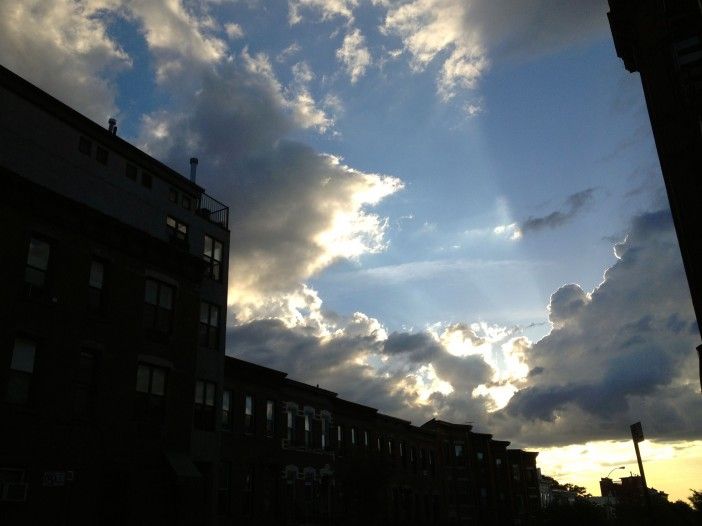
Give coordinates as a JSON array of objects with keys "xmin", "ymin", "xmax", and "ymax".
[{"xmin": 690, "ymin": 489, "xmax": 702, "ymax": 512}]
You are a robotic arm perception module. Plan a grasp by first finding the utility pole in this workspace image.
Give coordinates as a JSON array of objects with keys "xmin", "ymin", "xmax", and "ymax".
[{"xmin": 630, "ymin": 422, "xmax": 653, "ymax": 524}]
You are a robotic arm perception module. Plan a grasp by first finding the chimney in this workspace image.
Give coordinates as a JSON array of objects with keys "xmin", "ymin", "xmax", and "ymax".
[
  {"xmin": 108, "ymin": 118, "xmax": 116, "ymax": 133},
  {"xmin": 189, "ymin": 157, "xmax": 199, "ymax": 183}
]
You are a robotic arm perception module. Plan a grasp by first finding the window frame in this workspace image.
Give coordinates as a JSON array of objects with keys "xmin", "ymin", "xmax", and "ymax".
[
  {"xmin": 24, "ymin": 235, "xmax": 51, "ymax": 295},
  {"xmin": 6, "ymin": 336, "xmax": 37, "ymax": 405},
  {"xmin": 199, "ymin": 302, "xmax": 220, "ymax": 349},
  {"xmin": 166, "ymin": 215, "xmax": 188, "ymax": 241},
  {"xmin": 143, "ymin": 278, "xmax": 175, "ymax": 334},
  {"xmin": 134, "ymin": 363, "xmax": 167, "ymax": 422},
  {"xmin": 194, "ymin": 379, "xmax": 217, "ymax": 430},
  {"xmin": 203, "ymin": 235, "xmax": 223, "ymax": 281}
]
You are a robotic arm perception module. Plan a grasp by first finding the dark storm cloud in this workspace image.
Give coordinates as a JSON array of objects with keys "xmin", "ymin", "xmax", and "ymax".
[
  {"xmin": 520, "ymin": 189, "xmax": 595, "ymax": 235},
  {"xmin": 495, "ymin": 209, "xmax": 702, "ymax": 445}
]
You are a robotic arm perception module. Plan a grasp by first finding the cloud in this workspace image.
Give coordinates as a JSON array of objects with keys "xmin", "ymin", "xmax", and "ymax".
[
  {"xmin": 381, "ymin": 0, "xmax": 607, "ymax": 100},
  {"xmin": 288, "ymin": 0, "xmax": 358, "ymax": 25},
  {"xmin": 520, "ymin": 188, "xmax": 595, "ymax": 235},
  {"xmin": 224, "ymin": 22, "xmax": 244, "ymax": 39},
  {"xmin": 0, "ymin": 0, "xmax": 131, "ymax": 122},
  {"xmin": 500, "ymin": 209, "xmax": 702, "ymax": 444},
  {"xmin": 336, "ymin": 28, "xmax": 372, "ymax": 83}
]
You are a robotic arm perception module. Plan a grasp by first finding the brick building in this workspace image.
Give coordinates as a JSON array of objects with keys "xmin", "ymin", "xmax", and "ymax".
[{"xmin": 0, "ymin": 64, "xmax": 538, "ymax": 525}]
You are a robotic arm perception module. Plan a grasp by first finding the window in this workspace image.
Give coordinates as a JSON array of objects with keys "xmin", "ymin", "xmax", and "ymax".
[
  {"xmin": 454, "ymin": 443, "xmax": 464, "ymax": 458},
  {"xmin": 244, "ymin": 394, "xmax": 254, "ymax": 433},
  {"xmin": 199, "ymin": 303, "xmax": 220, "ymax": 349},
  {"xmin": 135, "ymin": 363, "xmax": 167, "ymax": 421},
  {"xmin": 143, "ymin": 278, "xmax": 174, "ymax": 333},
  {"xmin": 203, "ymin": 235, "xmax": 223, "ymax": 281},
  {"xmin": 266, "ymin": 400, "xmax": 275, "ymax": 436},
  {"xmin": 126, "ymin": 163, "xmax": 137, "ymax": 181},
  {"xmin": 6, "ymin": 337, "xmax": 36, "ymax": 404},
  {"xmin": 364, "ymin": 430, "xmax": 369, "ymax": 447},
  {"xmin": 512, "ymin": 464, "xmax": 520, "ymax": 481},
  {"xmin": 337, "ymin": 425, "xmax": 343, "ymax": 447},
  {"xmin": 388, "ymin": 440, "xmax": 393, "ymax": 455},
  {"xmin": 350, "ymin": 428, "xmax": 356, "ymax": 446},
  {"xmin": 222, "ymin": 390, "xmax": 232, "ymax": 430},
  {"xmin": 477, "ymin": 451, "xmax": 484, "ymax": 461},
  {"xmin": 304, "ymin": 414, "xmax": 311, "ymax": 446},
  {"xmin": 194, "ymin": 380, "xmax": 216, "ymax": 430},
  {"xmin": 166, "ymin": 216, "xmax": 188, "ymax": 241},
  {"xmin": 78, "ymin": 136, "xmax": 92, "ymax": 156},
  {"xmin": 286, "ymin": 407, "xmax": 294, "ymax": 441},
  {"xmin": 321, "ymin": 412, "xmax": 331, "ymax": 449},
  {"xmin": 141, "ymin": 171, "xmax": 152, "ymax": 189},
  {"xmin": 496, "ymin": 458, "xmax": 502, "ymax": 467},
  {"xmin": 217, "ymin": 462, "xmax": 231, "ymax": 516},
  {"xmin": 96, "ymin": 145, "xmax": 108, "ymax": 165},
  {"xmin": 88, "ymin": 259, "xmax": 105, "ymax": 310},
  {"xmin": 169, "ymin": 188, "xmax": 178, "ymax": 203},
  {"xmin": 73, "ymin": 350, "xmax": 96, "ymax": 418},
  {"xmin": 182, "ymin": 196, "xmax": 192, "ymax": 210},
  {"xmin": 377, "ymin": 436, "xmax": 381, "ymax": 452},
  {"xmin": 25, "ymin": 237, "xmax": 50, "ymax": 292}
]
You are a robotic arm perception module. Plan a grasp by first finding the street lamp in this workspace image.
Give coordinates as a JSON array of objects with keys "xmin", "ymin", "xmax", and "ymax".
[{"xmin": 606, "ymin": 466, "xmax": 625, "ymax": 479}]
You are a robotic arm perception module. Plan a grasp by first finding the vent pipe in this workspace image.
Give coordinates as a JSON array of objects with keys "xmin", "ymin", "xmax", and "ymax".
[
  {"xmin": 189, "ymin": 157, "xmax": 199, "ymax": 183},
  {"xmin": 108, "ymin": 118, "xmax": 116, "ymax": 133}
]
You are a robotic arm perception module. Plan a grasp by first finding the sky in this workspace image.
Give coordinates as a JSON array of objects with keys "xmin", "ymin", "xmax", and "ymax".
[{"xmin": 2, "ymin": 0, "xmax": 701, "ymax": 502}]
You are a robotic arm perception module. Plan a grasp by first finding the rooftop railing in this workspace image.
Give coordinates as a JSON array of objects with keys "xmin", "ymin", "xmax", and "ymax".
[{"xmin": 196, "ymin": 192, "xmax": 229, "ymax": 229}]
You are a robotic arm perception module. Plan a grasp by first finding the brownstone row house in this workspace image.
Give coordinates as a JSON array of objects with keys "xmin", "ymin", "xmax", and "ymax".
[{"xmin": 0, "ymin": 64, "xmax": 539, "ymax": 526}]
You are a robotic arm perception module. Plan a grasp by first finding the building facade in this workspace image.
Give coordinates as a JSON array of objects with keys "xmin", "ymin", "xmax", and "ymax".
[
  {"xmin": 0, "ymin": 64, "xmax": 230, "ymax": 525},
  {"xmin": 608, "ymin": 0, "xmax": 702, "ymax": 389},
  {"xmin": 0, "ymin": 64, "xmax": 538, "ymax": 525}
]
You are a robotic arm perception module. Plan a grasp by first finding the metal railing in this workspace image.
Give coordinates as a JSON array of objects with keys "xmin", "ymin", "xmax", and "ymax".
[{"xmin": 196, "ymin": 192, "xmax": 229, "ymax": 229}]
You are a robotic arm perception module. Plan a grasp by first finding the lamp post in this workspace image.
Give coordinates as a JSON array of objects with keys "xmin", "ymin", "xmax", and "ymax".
[{"xmin": 606, "ymin": 466, "xmax": 625, "ymax": 479}]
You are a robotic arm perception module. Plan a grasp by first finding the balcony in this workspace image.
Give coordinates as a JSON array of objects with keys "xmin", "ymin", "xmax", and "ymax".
[{"xmin": 196, "ymin": 192, "xmax": 229, "ymax": 229}]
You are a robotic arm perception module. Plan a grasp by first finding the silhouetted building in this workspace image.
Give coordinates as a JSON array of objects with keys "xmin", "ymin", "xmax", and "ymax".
[
  {"xmin": 0, "ymin": 64, "xmax": 539, "ymax": 525},
  {"xmin": 219, "ymin": 358, "xmax": 540, "ymax": 526},
  {"xmin": 608, "ymin": 0, "xmax": 702, "ymax": 390},
  {"xmin": 0, "ymin": 64, "xmax": 230, "ymax": 525},
  {"xmin": 600, "ymin": 475, "xmax": 668, "ymax": 507}
]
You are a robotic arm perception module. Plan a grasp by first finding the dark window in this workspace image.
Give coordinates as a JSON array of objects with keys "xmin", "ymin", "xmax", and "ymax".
[
  {"xmin": 6, "ymin": 337, "xmax": 36, "ymax": 405},
  {"xmin": 141, "ymin": 171, "xmax": 152, "ymax": 189},
  {"xmin": 78, "ymin": 136, "xmax": 92, "ymax": 155},
  {"xmin": 134, "ymin": 363, "xmax": 167, "ymax": 421},
  {"xmin": 377, "ymin": 436, "xmax": 381, "ymax": 452},
  {"xmin": 169, "ymin": 188, "xmax": 178, "ymax": 203},
  {"xmin": 350, "ymin": 427, "xmax": 356, "ymax": 446},
  {"xmin": 199, "ymin": 303, "xmax": 220, "ymax": 349},
  {"xmin": 222, "ymin": 390, "xmax": 232, "ymax": 430},
  {"xmin": 364, "ymin": 430, "xmax": 369, "ymax": 447},
  {"xmin": 217, "ymin": 462, "xmax": 231, "ymax": 516},
  {"xmin": 25, "ymin": 237, "xmax": 50, "ymax": 292},
  {"xmin": 304, "ymin": 414, "xmax": 312, "ymax": 446},
  {"xmin": 477, "ymin": 451, "xmax": 484, "ymax": 461},
  {"xmin": 143, "ymin": 278, "xmax": 175, "ymax": 333},
  {"xmin": 166, "ymin": 215, "xmax": 188, "ymax": 241},
  {"xmin": 203, "ymin": 235, "xmax": 223, "ymax": 281},
  {"xmin": 126, "ymin": 163, "xmax": 137, "ymax": 181},
  {"xmin": 96, "ymin": 146, "xmax": 108, "ymax": 165},
  {"xmin": 182, "ymin": 196, "xmax": 192, "ymax": 210},
  {"xmin": 194, "ymin": 380, "xmax": 216, "ymax": 430},
  {"xmin": 321, "ymin": 413, "xmax": 331, "ymax": 449},
  {"xmin": 337, "ymin": 425, "xmax": 343, "ymax": 448},
  {"xmin": 266, "ymin": 400, "xmax": 275, "ymax": 436},
  {"xmin": 286, "ymin": 407, "xmax": 294, "ymax": 441},
  {"xmin": 244, "ymin": 394, "xmax": 254, "ymax": 433},
  {"xmin": 73, "ymin": 350, "xmax": 96, "ymax": 418},
  {"xmin": 88, "ymin": 259, "xmax": 105, "ymax": 310},
  {"xmin": 454, "ymin": 443, "xmax": 464, "ymax": 458}
]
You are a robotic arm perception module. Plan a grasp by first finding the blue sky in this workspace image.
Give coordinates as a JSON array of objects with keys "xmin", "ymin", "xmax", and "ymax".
[{"xmin": 2, "ymin": 0, "xmax": 700, "ymax": 500}]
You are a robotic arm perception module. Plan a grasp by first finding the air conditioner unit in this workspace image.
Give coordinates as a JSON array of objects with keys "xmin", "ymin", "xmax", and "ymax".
[{"xmin": 2, "ymin": 483, "xmax": 28, "ymax": 502}]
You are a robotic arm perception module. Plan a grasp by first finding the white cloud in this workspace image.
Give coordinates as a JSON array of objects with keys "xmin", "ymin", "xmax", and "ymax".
[
  {"xmin": 0, "ymin": 0, "xmax": 131, "ymax": 122},
  {"xmin": 276, "ymin": 42, "xmax": 302, "ymax": 63},
  {"xmin": 224, "ymin": 22, "xmax": 244, "ymax": 39},
  {"xmin": 336, "ymin": 28, "xmax": 372, "ymax": 83},
  {"xmin": 493, "ymin": 222, "xmax": 522, "ymax": 240},
  {"xmin": 288, "ymin": 0, "xmax": 358, "ymax": 25}
]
